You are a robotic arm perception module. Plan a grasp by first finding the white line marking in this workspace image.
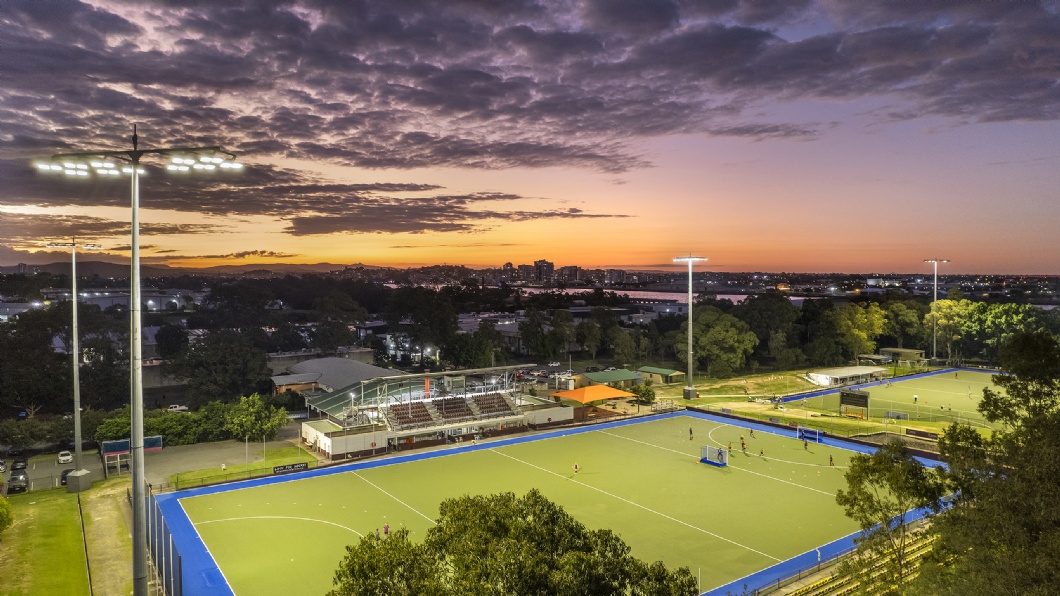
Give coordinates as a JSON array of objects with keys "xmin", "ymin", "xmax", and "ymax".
[
  {"xmin": 488, "ymin": 448, "xmax": 781, "ymax": 562},
  {"xmin": 704, "ymin": 426, "xmax": 848, "ymax": 470},
  {"xmin": 351, "ymin": 472, "xmax": 436, "ymax": 525},
  {"xmin": 194, "ymin": 515, "xmax": 364, "ymax": 537},
  {"xmin": 601, "ymin": 430, "xmax": 837, "ymax": 496}
]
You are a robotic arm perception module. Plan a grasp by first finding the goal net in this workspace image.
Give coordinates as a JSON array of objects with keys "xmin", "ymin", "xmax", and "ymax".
[
  {"xmin": 699, "ymin": 445, "xmax": 729, "ymax": 467},
  {"xmin": 797, "ymin": 426, "xmax": 822, "ymax": 443}
]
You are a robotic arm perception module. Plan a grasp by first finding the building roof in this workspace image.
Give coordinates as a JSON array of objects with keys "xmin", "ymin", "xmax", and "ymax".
[
  {"xmin": 271, "ymin": 372, "xmax": 322, "ymax": 386},
  {"xmin": 809, "ymin": 366, "xmax": 886, "ymax": 378},
  {"xmin": 637, "ymin": 366, "xmax": 683, "ymax": 376},
  {"xmin": 287, "ymin": 357, "xmax": 397, "ymax": 392},
  {"xmin": 582, "ymin": 369, "xmax": 641, "ymax": 383},
  {"xmin": 550, "ymin": 385, "xmax": 635, "ymax": 404}
]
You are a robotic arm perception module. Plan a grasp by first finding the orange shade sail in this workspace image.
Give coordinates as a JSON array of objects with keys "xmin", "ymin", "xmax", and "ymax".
[{"xmin": 549, "ymin": 385, "xmax": 636, "ymax": 405}]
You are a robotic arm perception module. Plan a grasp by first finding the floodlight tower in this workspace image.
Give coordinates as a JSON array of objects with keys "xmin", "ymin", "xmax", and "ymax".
[
  {"xmin": 36, "ymin": 126, "xmax": 242, "ymax": 596},
  {"xmin": 924, "ymin": 258, "xmax": 949, "ymax": 361},
  {"xmin": 46, "ymin": 239, "xmax": 101, "ymax": 493},
  {"xmin": 673, "ymin": 256, "xmax": 707, "ymax": 399}
]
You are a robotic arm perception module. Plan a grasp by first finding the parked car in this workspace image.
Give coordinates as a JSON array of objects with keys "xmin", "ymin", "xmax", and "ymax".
[
  {"xmin": 8, "ymin": 469, "xmax": 29, "ymax": 493},
  {"xmin": 167, "ymin": 404, "xmax": 189, "ymax": 413},
  {"xmin": 0, "ymin": 459, "xmax": 6, "ymax": 473},
  {"xmin": 604, "ymin": 366, "xmax": 617, "ymax": 371},
  {"xmin": 58, "ymin": 450, "xmax": 73, "ymax": 464},
  {"xmin": 547, "ymin": 362, "xmax": 560, "ymax": 367},
  {"xmin": 60, "ymin": 468, "xmax": 74, "ymax": 486},
  {"xmin": 585, "ymin": 365, "xmax": 602, "ymax": 373},
  {"xmin": 12, "ymin": 457, "xmax": 28, "ymax": 470}
]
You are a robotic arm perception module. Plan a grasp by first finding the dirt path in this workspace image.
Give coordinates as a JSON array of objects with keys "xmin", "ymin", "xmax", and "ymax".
[{"xmin": 82, "ymin": 478, "xmax": 133, "ymax": 596}]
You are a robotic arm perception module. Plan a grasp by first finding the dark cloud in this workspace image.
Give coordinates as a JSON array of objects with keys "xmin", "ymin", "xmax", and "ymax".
[
  {"xmin": 0, "ymin": 212, "xmax": 220, "ymax": 244},
  {"xmin": 185, "ymin": 250, "xmax": 300, "ymax": 260},
  {"xmin": 2, "ymin": 0, "xmax": 1057, "ymax": 227},
  {"xmin": 284, "ymin": 197, "xmax": 629, "ymax": 236}
]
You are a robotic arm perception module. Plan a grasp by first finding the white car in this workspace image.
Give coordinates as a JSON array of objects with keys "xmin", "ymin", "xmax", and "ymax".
[
  {"xmin": 57, "ymin": 450, "xmax": 73, "ymax": 464},
  {"xmin": 547, "ymin": 362, "xmax": 561, "ymax": 367}
]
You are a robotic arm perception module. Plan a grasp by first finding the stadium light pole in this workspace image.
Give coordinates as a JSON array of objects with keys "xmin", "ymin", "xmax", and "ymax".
[
  {"xmin": 924, "ymin": 259, "xmax": 949, "ymax": 361},
  {"xmin": 673, "ymin": 256, "xmax": 707, "ymax": 399},
  {"xmin": 47, "ymin": 239, "xmax": 101, "ymax": 493},
  {"xmin": 36, "ymin": 126, "xmax": 242, "ymax": 596}
]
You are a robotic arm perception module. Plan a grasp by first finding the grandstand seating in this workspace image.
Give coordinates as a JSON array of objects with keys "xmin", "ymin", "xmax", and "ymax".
[
  {"xmin": 387, "ymin": 401, "xmax": 435, "ymax": 428},
  {"xmin": 472, "ymin": 393, "xmax": 515, "ymax": 416},
  {"xmin": 433, "ymin": 396, "xmax": 474, "ymax": 420},
  {"xmin": 786, "ymin": 531, "xmax": 936, "ymax": 596}
]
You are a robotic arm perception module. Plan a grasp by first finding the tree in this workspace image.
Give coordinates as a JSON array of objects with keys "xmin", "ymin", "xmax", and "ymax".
[
  {"xmin": 917, "ymin": 331, "xmax": 1060, "ymax": 595},
  {"xmin": 551, "ymin": 310, "xmax": 576, "ymax": 354},
  {"xmin": 611, "ymin": 328, "xmax": 637, "ymax": 367},
  {"xmin": 225, "ymin": 393, "xmax": 288, "ymax": 442},
  {"xmin": 733, "ymin": 292, "xmax": 799, "ymax": 360},
  {"xmin": 169, "ymin": 329, "xmax": 271, "ymax": 406},
  {"xmin": 0, "ymin": 495, "xmax": 13, "ymax": 541},
  {"xmin": 577, "ymin": 320, "xmax": 603, "ymax": 361},
  {"xmin": 925, "ymin": 299, "xmax": 974, "ymax": 362},
  {"xmin": 155, "ymin": 322, "xmax": 189, "ymax": 358},
  {"xmin": 629, "ymin": 381, "xmax": 656, "ymax": 405},
  {"xmin": 674, "ymin": 306, "xmax": 758, "ymax": 378},
  {"xmin": 832, "ymin": 303, "xmax": 885, "ymax": 360},
  {"xmin": 330, "ymin": 528, "xmax": 445, "ymax": 596},
  {"xmin": 330, "ymin": 490, "xmax": 696, "ymax": 596},
  {"xmin": 883, "ymin": 301, "xmax": 924, "ymax": 349},
  {"xmin": 835, "ymin": 439, "xmax": 943, "ymax": 593}
]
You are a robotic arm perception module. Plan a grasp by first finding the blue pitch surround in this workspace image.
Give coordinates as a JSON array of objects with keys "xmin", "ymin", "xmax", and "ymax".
[{"xmin": 157, "ymin": 409, "xmax": 943, "ymax": 596}]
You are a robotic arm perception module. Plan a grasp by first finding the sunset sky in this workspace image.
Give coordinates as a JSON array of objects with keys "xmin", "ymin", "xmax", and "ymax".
[{"xmin": 2, "ymin": 1, "xmax": 1058, "ymax": 274}]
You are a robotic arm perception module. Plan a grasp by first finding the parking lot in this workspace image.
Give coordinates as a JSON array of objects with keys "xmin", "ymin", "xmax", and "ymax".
[{"xmin": 1, "ymin": 450, "xmax": 105, "ymax": 494}]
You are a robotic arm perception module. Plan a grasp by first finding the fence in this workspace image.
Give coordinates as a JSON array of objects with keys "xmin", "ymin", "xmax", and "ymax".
[{"xmin": 147, "ymin": 488, "xmax": 183, "ymax": 595}]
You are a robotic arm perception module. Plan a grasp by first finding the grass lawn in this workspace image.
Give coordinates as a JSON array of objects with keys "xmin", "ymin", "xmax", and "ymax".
[
  {"xmin": 177, "ymin": 415, "xmax": 861, "ymax": 595},
  {"xmin": 0, "ymin": 487, "xmax": 90, "ymax": 596},
  {"xmin": 169, "ymin": 445, "xmax": 316, "ymax": 489}
]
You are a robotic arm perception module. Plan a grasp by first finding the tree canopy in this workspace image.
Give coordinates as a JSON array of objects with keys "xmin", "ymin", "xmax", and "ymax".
[{"xmin": 329, "ymin": 489, "xmax": 696, "ymax": 596}]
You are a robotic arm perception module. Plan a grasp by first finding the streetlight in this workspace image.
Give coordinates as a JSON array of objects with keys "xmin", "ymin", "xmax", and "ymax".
[
  {"xmin": 673, "ymin": 256, "xmax": 707, "ymax": 399},
  {"xmin": 924, "ymin": 259, "xmax": 949, "ymax": 361},
  {"xmin": 36, "ymin": 126, "xmax": 242, "ymax": 596},
  {"xmin": 46, "ymin": 239, "xmax": 100, "ymax": 493}
]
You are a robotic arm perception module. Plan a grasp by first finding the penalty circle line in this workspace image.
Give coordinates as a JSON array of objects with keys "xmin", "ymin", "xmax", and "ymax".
[{"xmin": 194, "ymin": 515, "xmax": 364, "ymax": 537}]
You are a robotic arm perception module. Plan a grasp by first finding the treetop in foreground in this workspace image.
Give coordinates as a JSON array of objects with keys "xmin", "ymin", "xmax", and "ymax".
[{"xmin": 330, "ymin": 489, "xmax": 696, "ymax": 596}]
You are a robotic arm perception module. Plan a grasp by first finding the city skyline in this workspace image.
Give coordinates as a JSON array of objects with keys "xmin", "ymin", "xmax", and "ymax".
[{"xmin": 2, "ymin": 1, "xmax": 1059, "ymax": 275}]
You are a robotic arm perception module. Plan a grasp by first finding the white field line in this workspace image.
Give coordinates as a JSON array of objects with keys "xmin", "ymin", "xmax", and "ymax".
[
  {"xmin": 351, "ymin": 472, "xmax": 436, "ymax": 525},
  {"xmin": 488, "ymin": 448, "xmax": 781, "ymax": 562},
  {"xmin": 194, "ymin": 515, "xmax": 364, "ymax": 537},
  {"xmin": 602, "ymin": 429, "xmax": 837, "ymax": 497}
]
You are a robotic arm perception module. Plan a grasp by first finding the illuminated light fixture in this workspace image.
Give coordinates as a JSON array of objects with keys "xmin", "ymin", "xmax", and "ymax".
[
  {"xmin": 90, "ymin": 161, "xmax": 103, "ymax": 167},
  {"xmin": 37, "ymin": 163, "xmax": 52, "ymax": 171},
  {"xmin": 33, "ymin": 126, "xmax": 241, "ymax": 596}
]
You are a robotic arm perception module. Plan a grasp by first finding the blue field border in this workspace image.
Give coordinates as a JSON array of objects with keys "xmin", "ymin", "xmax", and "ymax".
[
  {"xmin": 157, "ymin": 409, "xmax": 942, "ymax": 596},
  {"xmin": 703, "ymin": 505, "xmax": 935, "ymax": 596}
]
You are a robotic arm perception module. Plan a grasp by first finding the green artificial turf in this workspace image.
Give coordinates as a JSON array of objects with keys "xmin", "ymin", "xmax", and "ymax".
[
  {"xmin": 180, "ymin": 416, "xmax": 862, "ymax": 595},
  {"xmin": 169, "ymin": 446, "xmax": 317, "ymax": 489},
  {"xmin": 797, "ymin": 370, "xmax": 1001, "ymax": 431}
]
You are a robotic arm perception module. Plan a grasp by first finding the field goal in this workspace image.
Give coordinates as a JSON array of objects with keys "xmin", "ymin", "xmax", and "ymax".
[
  {"xmin": 797, "ymin": 426, "xmax": 823, "ymax": 443},
  {"xmin": 699, "ymin": 445, "xmax": 728, "ymax": 467},
  {"xmin": 101, "ymin": 435, "xmax": 163, "ymax": 477},
  {"xmin": 839, "ymin": 388, "xmax": 869, "ymax": 419}
]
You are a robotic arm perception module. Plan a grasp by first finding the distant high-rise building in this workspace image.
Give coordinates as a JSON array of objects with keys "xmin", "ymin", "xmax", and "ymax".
[
  {"xmin": 518, "ymin": 264, "xmax": 534, "ymax": 281},
  {"xmin": 605, "ymin": 269, "xmax": 626, "ymax": 284},
  {"xmin": 557, "ymin": 265, "xmax": 581, "ymax": 281},
  {"xmin": 17, "ymin": 263, "xmax": 28, "ymax": 274},
  {"xmin": 501, "ymin": 262, "xmax": 514, "ymax": 281},
  {"xmin": 534, "ymin": 259, "xmax": 555, "ymax": 283}
]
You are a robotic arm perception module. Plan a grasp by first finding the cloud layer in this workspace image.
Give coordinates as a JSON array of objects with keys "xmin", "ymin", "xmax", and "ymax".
[{"xmin": 2, "ymin": 0, "xmax": 1058, "ymax": 248}]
